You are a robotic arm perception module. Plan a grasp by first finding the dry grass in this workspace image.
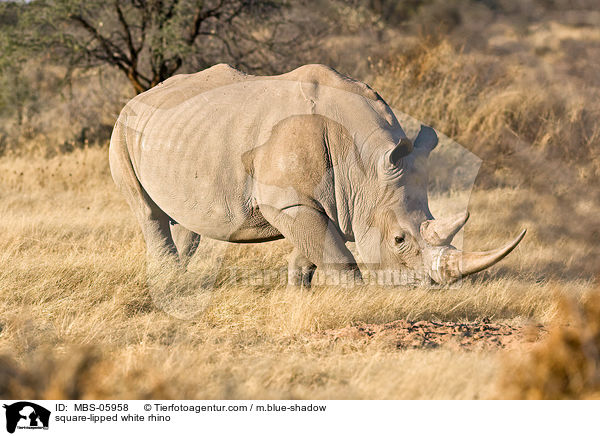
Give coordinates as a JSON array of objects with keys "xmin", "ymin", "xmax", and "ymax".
[
  {"xmin": 1, "ymin": 9, "xmax": 599, "ymax": 399},
  {"xmin": 372, "ymin": 36, "xmax": 600, "ymax": 179},
  {"xmin": 0, "ymin": 146, "xmax": 595, "ymax": 399},
  {"xmin": 501, "ymin": 289, "xmax": 600, "ymax": 399}
]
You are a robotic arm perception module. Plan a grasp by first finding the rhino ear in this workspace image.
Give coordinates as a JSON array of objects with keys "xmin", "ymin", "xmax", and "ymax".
[
  {"xmin": 379, "ymin": 137, "xmax": 413, "ymax": 180},
  {"xmin": 413, "ymin": 125, "xmax": 438, "ymax": 155},
  {"xmin": 388, "ymin": 137, "xmax": 413, "ymax": 166}
]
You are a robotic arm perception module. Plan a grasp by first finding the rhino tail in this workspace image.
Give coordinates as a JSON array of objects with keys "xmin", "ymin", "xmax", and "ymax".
[{"xmin": 108, "ymin": 111, "xmax": 161, "ymax": 219}]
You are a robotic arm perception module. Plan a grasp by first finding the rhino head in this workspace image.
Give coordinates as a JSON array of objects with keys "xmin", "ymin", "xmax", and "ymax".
[{"xmin": 352, "ymin": 125, "xmax": 526, "ymax": 285}]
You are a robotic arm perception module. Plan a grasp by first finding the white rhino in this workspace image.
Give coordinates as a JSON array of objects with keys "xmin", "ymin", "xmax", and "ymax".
[{"xmin": 109, "ymin": 64, "xmax": 525, "ymax": 286}]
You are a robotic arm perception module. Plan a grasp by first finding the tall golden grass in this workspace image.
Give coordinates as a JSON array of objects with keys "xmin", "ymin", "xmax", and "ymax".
[{"xmin": 0, "ymin": 141, "xmax": 594, "ymax": 399}]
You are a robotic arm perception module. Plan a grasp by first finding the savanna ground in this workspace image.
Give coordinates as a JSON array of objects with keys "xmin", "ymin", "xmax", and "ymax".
[
  {"xmin": 0, "ymin": 145, "xmax": 595, "ymax": 400},
  {"xmin": 1, "ymin": 1, "xmax": 600, "ymax": 399}
]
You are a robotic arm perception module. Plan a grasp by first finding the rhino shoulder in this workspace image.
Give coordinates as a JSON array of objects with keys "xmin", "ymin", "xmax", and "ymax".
[{"xmin": 244, "ymin": 114, "xmax": 332, "ymax": 192}]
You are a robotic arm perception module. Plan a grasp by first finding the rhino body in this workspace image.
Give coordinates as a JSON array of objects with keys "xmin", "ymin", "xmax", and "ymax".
[{"xmin": 110, "ymin": 64, "xmax": 524, "ymax": 286}]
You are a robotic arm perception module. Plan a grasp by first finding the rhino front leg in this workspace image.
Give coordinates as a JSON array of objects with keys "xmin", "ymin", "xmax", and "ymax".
[
  {"xmin": 287, "ymin": 247, "xmax": 316, "ymax": 288},
  {"xmin": 169, "ymin": 221, "xmax": 201, "ymax": 267},
  {"xmin": 259, "ymin": 204, "xmax": 361, "ymax": 287}
]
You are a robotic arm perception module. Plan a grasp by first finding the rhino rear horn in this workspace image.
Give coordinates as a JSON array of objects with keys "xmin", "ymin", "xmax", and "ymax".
[{"xmin": 421, "ymin": 212, "xmax": 469, "ymax": 246}]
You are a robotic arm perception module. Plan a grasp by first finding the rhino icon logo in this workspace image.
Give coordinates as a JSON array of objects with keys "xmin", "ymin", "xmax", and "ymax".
[{"xmin": 2, "ymin": 402, "xmax": 50, "ymax": 434}]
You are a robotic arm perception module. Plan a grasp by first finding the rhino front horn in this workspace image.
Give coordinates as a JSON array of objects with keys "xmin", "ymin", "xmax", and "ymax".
[
  {"xmin": 458, "ymin": 229, "xmax": 527, "ymax": 278},
  {"xmin": 430, "ymin": 229, "xmax": 526, "ymax": 283}
]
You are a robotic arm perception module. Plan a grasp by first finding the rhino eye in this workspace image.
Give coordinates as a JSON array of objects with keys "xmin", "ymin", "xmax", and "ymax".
[{"xmin": 395, "ymin": 236, "xmax": 405, "ymax": 244}]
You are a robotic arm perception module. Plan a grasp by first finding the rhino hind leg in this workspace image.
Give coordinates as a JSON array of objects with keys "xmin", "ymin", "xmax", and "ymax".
[
  {"xmin": 169, "ymin": 222, "xmax": 201, "ymax": 266},
  {"xmin": 109, "ymin": 121, "xmax": 178, "ymax": 262},
  {"xmin": 118, "ymin": 179, "xmax": 178, "ymax": 262},
  {"xmin": 287, "ymin": 247, "xmax": 316, "ymax": 288},
  {"xmin": 259, "ymin": 204, "xmax": 360, "ymax": 287},
  {"xmin": 119, "ymin": 183, "xmax": 179, "ymax": 262}
]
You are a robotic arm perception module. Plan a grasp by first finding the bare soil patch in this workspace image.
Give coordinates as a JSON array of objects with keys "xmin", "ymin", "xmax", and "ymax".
[{"xmin": 319, "ymin": 319, "xmax": 546, "ymax": 351}]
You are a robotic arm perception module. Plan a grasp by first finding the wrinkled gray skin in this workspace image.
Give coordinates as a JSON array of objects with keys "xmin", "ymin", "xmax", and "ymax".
[{"xmin": 109, "ymin": 64, "xmax": 525, "ymax": 286}]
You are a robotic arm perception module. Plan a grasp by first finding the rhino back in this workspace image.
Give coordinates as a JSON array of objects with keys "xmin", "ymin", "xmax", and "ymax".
[{"xmin": 118, "ymin": 64, "xmax": 402, "ymax": 240}]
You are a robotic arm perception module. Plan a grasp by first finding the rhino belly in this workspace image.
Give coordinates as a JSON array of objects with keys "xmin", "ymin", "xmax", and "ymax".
[{"xmin": 137, "ymin": 151, "xmax": 282, "ymax": 241}]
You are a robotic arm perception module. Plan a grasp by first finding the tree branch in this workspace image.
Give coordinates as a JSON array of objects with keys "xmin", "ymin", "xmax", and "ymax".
[
  {"xmin": 114, "ymin": 1, "xmax": 136, "ymax": 61},
  {"xmin": 69, "ymin": 13, "xmax": 130, "ymax": 68},
  {"xmin": 187, "ymin": 0, "xmax": 226, "ymax": 46}
]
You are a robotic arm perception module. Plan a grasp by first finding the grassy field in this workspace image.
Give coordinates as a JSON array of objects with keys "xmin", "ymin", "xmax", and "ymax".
[
  {"xmin": 1, "ymin": 2, "xmax": 599, "ymax": 399},
  {"xmin": 0, "ymin": 145, "xmax": 594, "ymax": 399}
]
